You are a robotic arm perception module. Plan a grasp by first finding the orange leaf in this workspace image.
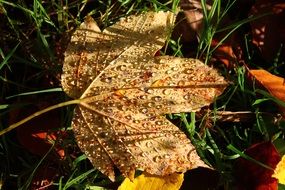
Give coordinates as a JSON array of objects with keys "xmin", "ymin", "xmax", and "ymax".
[
  {"xmin": 118, "ymin": 172, "xmax": 184, "ymax": 190},
  {"xmin": 249, "ymin": 69, "xmax": 285, "ymax": 104}
]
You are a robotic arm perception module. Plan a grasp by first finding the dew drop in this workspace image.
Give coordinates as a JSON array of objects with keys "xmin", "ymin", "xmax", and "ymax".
[
  {"xmin": 146, "ymin": 88, "xmax": 154, "ymax": 94},
  {"xmin": 139, "ymin": 95, "xmax": 147, "ymax": 100},
  {"xmin": 165, "ymin": 133, "xmax": 172, "ymax": 138},
  {"xmin": 178, "ymin": 80, "xmax": 186, "ymax": 86},
  {"xmin": 125, "ymin": 115, "xmax": 132, "ymax": 120},
  {"xmin": 116, "ymin": 65, "xmax": 127, "ymax": 71},
  {"xmin": 122, "ymin": 97, "xmax": 128, "ymax": 101},
  {"xmin": 165, "ymin": 70, "xmax": 172, "ymax": 74},
  {"xmin": 152, "ymin": 96, "xmax": 162, "ymax": 102},
  {"xmin": 69, "ymin": 80, "xmax": 76, "ymax": 86},
  {"xmin": 146, "ymin": 113, "xmax": 155, "ymax": 117},
  {"xmin": 174, "ymin": 133, "xmax": 180, "ymax": 137},
  {"xmin": 155, "ymin": 121, "xmax": 163, "ymax": 125},
  {"xmin": 147, "ymin": 102, "xmax": 155, "ymax": 108},
  {"xmin": 153, "ymin": 147, "xmax": 160, "ymax": 153},
  {"xmin": 162, "ymin": 89, "xmax": 170, "ymax": 95},
  {"xmin": 118, "ymin": 105, "xmax": 128, "ymax": 111},
  {"xmin": 140, "ymin": 152, "xmax": 147, "ymax": 157},
  {"xmin": 145, "ymin": 141, "xmax": 152, "ymax": 148},
  {"xmin": 147, "ymin": 30, "xmax": 153, "ymax": 34},
  {"xmin": 156, "ymin": 105, "xmax": 162, "ymax": 109},
  {"xmin": 184, "ymin": 69, "xmax": 193, "ymax": 74},
  {"xmin": 153, "ymin": 156, "xmax": 161, "ymax": 163},
  {"xmin": 158, "ymin": 59, "xmax": 165, "ymax": 64},
  {"xmin": 171, "ymin": 67, "xmax": 178, "ymax": 71},
  {"xmin": 183, "ymin": 94, "xmax": 190, "ymax": 100},
  {"xmin": 173, "ymin": 74, "xmax": 179, "ymax": 78},
  {"xmin": 143, "ymin": 65, "xmax": 151, "ymax": 70},
  {"xmin": 142, "ymin": 123, "xmax": 148, "ymax": 127},
  {"xmin": 123, "ymin": 78, "xmax": 130, "ymax": 83},
  {"xmin": 105, "ymin": 108, "xmax": 113, "ymax": 113},
  {"xmin": 101, "ymin": 77, "xmax": 112, "ymax": 83},
  {"xmin": 133, "ymin": 120, "xmax": 140, "ymax": 124},
  {"xmin": 140, "ymin": 108, "xmax": 148, "ymax": 114},
  {"xmin": 126, "ymin": 129, "xmax": 132, "ymax": 135}
]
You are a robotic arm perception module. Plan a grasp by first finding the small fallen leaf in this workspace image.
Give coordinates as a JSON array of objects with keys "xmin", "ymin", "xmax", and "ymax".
[
  {"xmin": 62, "ymin": 11, "xmax": 228, "ymax": 181},
  {"xmin": 118, "ymin": 172, "xmax": 183, "ymax": 190},
  {"xmin": 273, "ymin": 155, "xmax": 285, "ymax": 185},
  {"xmin": 211, "ymin": 39, "xmax": 237, "ymax": 68}
]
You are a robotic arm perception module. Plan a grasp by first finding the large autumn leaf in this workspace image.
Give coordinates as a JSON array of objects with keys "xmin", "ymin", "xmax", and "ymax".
[{"xmin": 61, "ymin": 11, "xmax": 228, "ymax": 181}]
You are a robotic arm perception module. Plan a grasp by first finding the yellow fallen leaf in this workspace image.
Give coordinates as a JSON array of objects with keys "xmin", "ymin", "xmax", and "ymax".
[
  {"xmin": 272, "ymin": 155, "xmax": 285, "ymax": 184},
  {"xmin": 118, "ymin": 172, "xmax": 184, "ymax": 190}
]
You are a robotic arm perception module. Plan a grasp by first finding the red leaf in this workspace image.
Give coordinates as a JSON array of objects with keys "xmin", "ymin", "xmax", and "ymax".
[
  {"xmin": 234, "ymin": 142, "xmax": 281, "ymax": 190},
  {"xmin": 12, "ymin": 106, "xmax": 66, "ymax": 159}
]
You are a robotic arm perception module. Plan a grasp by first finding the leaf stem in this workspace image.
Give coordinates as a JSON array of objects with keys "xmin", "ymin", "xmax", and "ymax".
[{"xmin": 0, "ymin": 99, "xmax": 82, "ymax": 136}]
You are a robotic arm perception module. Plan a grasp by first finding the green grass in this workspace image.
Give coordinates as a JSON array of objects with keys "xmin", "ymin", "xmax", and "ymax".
[{"xmin": 0, "ymin": 0, "xmax": 284, "ymax": 189}]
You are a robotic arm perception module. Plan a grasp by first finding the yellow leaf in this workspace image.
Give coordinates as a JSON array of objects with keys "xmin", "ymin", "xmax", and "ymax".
[
  {"xmin": 118, "ymin": 172, "xmax": 184, "ymax": 190},
  {"xmin": 272, "ymin": 155, "xmax": 285, "ymax": 184}
]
